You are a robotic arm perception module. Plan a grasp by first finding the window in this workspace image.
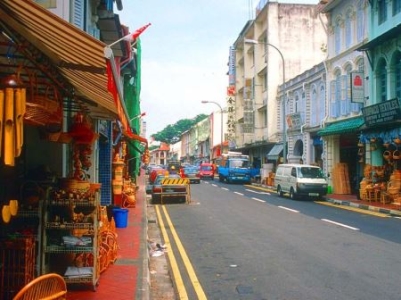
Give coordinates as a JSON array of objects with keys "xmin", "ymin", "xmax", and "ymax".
[
  {"xmin": 330, "ymin": 80, "xmax": 338, "ymax": 118},
  {"xmin": 395, "ymin": 54, "xmax": 401, "ymax": 100},
  {"xmin": 310, "ymin": 88, "xmax": 318, "ymax": 126},
  {"xmin": 334, "ymin": 21, "xmax": 342, "ymax": 54},
  {"xmin": 345, "ymin": 10, "xmax": 353, "ymax": 49},
  {"xmin": 357, "ymin": 1, "xmax": 365, "ymax": 42},
  {"xmin": 377, "ymin": 59, "xmax": 387, "ymax": 102},
  {"xmin": 394, "ymin": 0, "xmax": 401, "ymax": 15},
  {"xmin": 319, "ymin": 84, "xmax": 326, "ymax": 122},
  {"xmin": 378, "ymin": 0, "xmax": 387, "ymax": 24}
]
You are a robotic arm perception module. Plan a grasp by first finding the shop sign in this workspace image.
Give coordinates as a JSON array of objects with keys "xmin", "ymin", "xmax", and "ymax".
[
  {"xmin": 286, "ymin": 112, "xmax": 303, "ymax": 130},
  {"xmin": 362, "ymin": 98, "xmax": 401, "ymax": 126},
  {"xmin": 350, "ymin": 72, "xmax": 365, "ymax": 103}
]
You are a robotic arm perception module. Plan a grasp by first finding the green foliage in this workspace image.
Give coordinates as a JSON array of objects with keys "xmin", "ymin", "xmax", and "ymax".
[{"xmin": 151, "ymin": 114, "xmax": 208, "ymax": 144}]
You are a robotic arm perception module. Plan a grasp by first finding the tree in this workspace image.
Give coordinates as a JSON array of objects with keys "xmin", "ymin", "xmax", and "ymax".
[{"xmin": 151, "ymin": 114, "xmax": 208, "ymax": 144}]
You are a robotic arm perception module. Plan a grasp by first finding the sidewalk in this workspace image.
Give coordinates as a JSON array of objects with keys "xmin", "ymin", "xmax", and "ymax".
[{"xmin": 66, "ymin": 170, "xmax": 175, "ymax": 300}]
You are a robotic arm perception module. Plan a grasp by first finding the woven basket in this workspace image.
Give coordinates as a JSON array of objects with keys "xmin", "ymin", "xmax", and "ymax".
[{"xmin": 59, "ymin": 178, "xmax": 90, "ymax": 192}]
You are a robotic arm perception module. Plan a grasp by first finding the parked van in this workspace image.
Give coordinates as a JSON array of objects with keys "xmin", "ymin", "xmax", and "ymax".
[{"xmin": 274, "ymin": 164, "xmax": 328, "ymax": 200}]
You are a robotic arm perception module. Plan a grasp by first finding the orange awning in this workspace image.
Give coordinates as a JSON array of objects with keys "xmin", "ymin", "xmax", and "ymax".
[{"xmin": 0, "ymin": 0, "xmax": 128, "ymax": 125}]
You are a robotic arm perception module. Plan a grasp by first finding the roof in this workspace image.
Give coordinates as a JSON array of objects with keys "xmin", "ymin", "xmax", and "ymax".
[{"xmin": 318, "ymin": 117, "xmax": 364, "ymax": 136}]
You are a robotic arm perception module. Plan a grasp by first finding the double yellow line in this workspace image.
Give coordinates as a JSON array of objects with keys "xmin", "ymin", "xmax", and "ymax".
[{"xmin": 155, "ymin": 205, "xmax": 207, "ymax": 300}]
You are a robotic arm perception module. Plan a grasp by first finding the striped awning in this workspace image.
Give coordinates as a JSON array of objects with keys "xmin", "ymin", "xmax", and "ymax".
[{"xmin": 0, "ymin": 0, "xmax": 128, "ymax": 125}]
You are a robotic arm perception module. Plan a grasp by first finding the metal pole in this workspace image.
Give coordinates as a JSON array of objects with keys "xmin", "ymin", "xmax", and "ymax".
[{"xmin": 201, "ymin": 100, "xmax": 224, "ymax": 157}]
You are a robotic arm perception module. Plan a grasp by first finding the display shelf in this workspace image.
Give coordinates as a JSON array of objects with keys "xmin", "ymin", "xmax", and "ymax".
[
  {"xmin": 41, "ymin": 191, "xmax": 100, "ymax": 291},
  {"xmin": 45, "ymin": 245, "xmax": 93, "ymax": 253},
  {"xmin": 46, "ymin": 222, "xmax": 94, "ymax": 230}
]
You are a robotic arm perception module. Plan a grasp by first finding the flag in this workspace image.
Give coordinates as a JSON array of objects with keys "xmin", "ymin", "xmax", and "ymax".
[
  {"xmin": 122, "ymin": 23, "xmax": 151, "ymax": 43},
  {"xmin": 106, "ymin": 60, "xmax": 117, "ymax": 98}
]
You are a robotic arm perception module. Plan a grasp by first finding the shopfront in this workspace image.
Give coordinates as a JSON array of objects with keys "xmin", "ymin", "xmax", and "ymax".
[{"xmin": 0, "ymin": 1, "xmax": 145, "ymax": 296}]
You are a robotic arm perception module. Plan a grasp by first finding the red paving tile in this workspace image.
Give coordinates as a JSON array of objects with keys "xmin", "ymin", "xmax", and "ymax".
[{"xmin": 66, "ymin": 173, "xmax": 147, "ymax": 300}]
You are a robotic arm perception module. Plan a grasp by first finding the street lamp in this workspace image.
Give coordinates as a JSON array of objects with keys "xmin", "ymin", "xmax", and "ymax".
[
  {"xmin": 201, "ymin": 100, "xmax": 224, "ymax": 158},
  {"xmin": 244, "ymin": 39, "xmax": 286, "ymax": 163}
]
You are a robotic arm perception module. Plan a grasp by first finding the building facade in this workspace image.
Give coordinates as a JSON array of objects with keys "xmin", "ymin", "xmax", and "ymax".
[{"xmin": 229, "ymin": 1, "xmax": 327, "ymax": 171}]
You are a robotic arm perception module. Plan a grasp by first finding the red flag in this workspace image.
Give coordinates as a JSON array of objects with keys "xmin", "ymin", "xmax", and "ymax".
[
  {"xmin": 106, "ymin": 60, "xmax": 117, "ymax": 98},
  {"xmin": 122, "ymin": 23, "xmax": 151, "ymax": 42}
]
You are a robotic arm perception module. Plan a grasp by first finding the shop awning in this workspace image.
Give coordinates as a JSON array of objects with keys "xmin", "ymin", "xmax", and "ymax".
[
  {"xmin": 0, "ymin": 0, "xmax": 128, "ymax": 125},
  {"xmin": 318, "ymin": 117, "xmax": 364, "ymax": 136},
  {"xmin": 266, "ymin": 143, "xmax": 283, "ymax": 161}
]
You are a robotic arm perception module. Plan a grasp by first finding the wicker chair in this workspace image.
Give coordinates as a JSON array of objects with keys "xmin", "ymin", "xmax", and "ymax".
[{"xmin": 13, "ymin": 273, "xmax": 67, "ymax": 300}]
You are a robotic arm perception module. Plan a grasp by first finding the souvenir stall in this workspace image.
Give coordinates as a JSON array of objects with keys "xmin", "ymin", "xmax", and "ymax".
[{"xmin": 357, "ymin": 129, "xmax": 401, "ymax": 206}]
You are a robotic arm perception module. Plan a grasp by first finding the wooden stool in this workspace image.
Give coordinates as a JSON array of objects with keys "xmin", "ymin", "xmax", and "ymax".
[{"xmin": 366, "ymin": 189, "xmax": 380, "ymax": 202}]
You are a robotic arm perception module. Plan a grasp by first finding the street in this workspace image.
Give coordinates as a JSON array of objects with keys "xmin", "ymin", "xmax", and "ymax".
[{"xmin": 155, "ymin": 180, "xmax": 401, "ymax": 300}]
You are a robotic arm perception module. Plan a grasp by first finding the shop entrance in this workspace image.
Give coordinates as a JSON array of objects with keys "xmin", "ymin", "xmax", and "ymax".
[{"xmin": 340, "ymin": 134, "xmax": 360, "ymax": 195}]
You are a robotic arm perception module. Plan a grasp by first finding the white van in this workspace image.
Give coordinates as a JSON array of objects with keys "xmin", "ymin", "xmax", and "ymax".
[{"xmin": 274, "ymin": 164, "xmax": 328, "ymax": 200}]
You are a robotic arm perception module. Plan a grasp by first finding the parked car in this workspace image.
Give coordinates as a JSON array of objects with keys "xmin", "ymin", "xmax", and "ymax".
[
  {"xmin": 151, "ymin": 174, "xmax": 189, "ymax": 204},
  {"xmin": 149, "ymin": 167, "xmax": 169, "ymax": 184},
  {"xmin": 275, "ymin": 163, "xmax": 328, "ymax": 200},
  {"xmin": 199, "ymin": 163, "xmax": 214, "ymax": 180},
  {"xmin": 182, "ymin": 166, "xmax": 200, "ymax": 184}
]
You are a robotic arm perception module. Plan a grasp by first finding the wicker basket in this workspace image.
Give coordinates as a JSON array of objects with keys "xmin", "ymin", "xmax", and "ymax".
[{"xmin": 59, "ymin": 178, "xmax": 90, "ymax": 192}]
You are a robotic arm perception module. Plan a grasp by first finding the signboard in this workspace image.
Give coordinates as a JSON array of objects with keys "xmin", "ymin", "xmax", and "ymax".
[
  {"xmin": 362, "ymin": 98, "xmax": 401, "ymax": 126},
  {"xmin": 286, "ymin": 112, "xmax": 303, "ymax": 130},
  {"xmin": 350, "ymin": 72, "xmax": 365, "ymax": 103}
]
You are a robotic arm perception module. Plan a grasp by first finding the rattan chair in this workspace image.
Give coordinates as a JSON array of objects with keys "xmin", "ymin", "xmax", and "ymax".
[{"xmin": 13, "ymin": 273, "xmax": 67, "ymax": 300}]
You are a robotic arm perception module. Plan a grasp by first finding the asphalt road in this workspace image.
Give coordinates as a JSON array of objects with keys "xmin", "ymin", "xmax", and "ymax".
[{"xmin": 156, "ymin": 180, "xmax": 401, "ymax": 300}]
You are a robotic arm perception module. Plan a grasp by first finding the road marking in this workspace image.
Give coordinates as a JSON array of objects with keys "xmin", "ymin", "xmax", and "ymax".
[
  {"xmin": 221, "ymin": 187, "xmax": 229, "ymax": 191},
  {"xmin": 155, "ymin": 206, "xmax": 188, "ymax": 299},
  {"xmin": 316, "ymin": 201, "xmax": 389, "ymax": 217},
  {"xmin": 252, "ymin": 197, "xmax": 265, "ymax": 202},
  {"xmin": 245, "ymin": 189, "xmax": 271, "ymax": 195},
  {"xmin": 161, "ymin": 205, "xmax": 208, "ymax": 300},
  {"xmin": 321, "ymin": 218, "xmax": 359, "ymax": 231},
  {"xmin": 278, "ymin": 206, "xmax": 299, "ymax": 213},
  {"xmin": 211, "ymin": 184, "xmax": 218, "ymax": 187},
  {"xmin": 244, "ymin": 184, "xmax": 274, "ymax": 193},
  {"xmin": 234, "ymin": 192, "xmax": 244, "ymax": 196}
]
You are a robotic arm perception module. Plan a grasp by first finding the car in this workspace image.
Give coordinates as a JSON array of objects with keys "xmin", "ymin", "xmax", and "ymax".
[
  {"xmin": 199, "ymin": 163, "xmax": 214, "ymax": 180},
  {"xmin": 151, "ymin": 174, "xmax": 189, "ymax": 204},
  {"xmin": 181, "ymin": 166, "xmax": 200, "ymax": 184}
]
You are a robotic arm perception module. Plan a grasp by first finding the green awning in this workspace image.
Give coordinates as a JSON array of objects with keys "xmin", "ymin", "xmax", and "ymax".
[
  {"xmin": 266, "ymin": 143, "xmax": 283, "ymax": 160},
  {"xmin": 318, "ymin": 117, "xmax": 364, "ymax": 136}
]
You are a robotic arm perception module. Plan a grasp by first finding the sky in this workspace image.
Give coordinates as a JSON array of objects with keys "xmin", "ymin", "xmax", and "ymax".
[{"xmin": 117, "ymin": 0, "xmax": 318, "ymax": 139}]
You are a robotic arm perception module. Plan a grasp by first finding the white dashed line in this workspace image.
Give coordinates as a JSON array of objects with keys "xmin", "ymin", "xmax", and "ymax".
[
  {"xmin": 234, "ymin": 192, "xmax": 244, "ymax": 196},
  {"xmin": 245, "ymin": 189, "xmax": 271, "ymax": 195},
  {"xmin": 221, "ymin": 187, "xmax": 229, "ymax": 191},
  {"xmin": 278, "ymin": 206, "xmax": 299, "ymax": 213},
  {"xmin": 252, "ymin": 197, "xmax": 265, "ymax": 202},
  {"xmin": 321, "ymin": 219, "xmax": 359, "ymax": 231}
]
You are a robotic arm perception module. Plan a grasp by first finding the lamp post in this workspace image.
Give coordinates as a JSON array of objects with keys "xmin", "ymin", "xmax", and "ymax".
[
  {"xmin": 201, "ymin": 100, "xmax": 224, "ymax": 158},
  {"xmin": 244, "ymin": 39, "xmax": 286, "ymax": 163}
]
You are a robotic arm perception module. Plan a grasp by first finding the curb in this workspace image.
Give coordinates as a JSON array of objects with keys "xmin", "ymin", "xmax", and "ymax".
[
  {"xmin": 251, "ymin": 183, "xmax": 401, "ymax": 217},
  {"xmin": 324, "ymin": 196, "xmax": 401, "ymax": 217}
]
